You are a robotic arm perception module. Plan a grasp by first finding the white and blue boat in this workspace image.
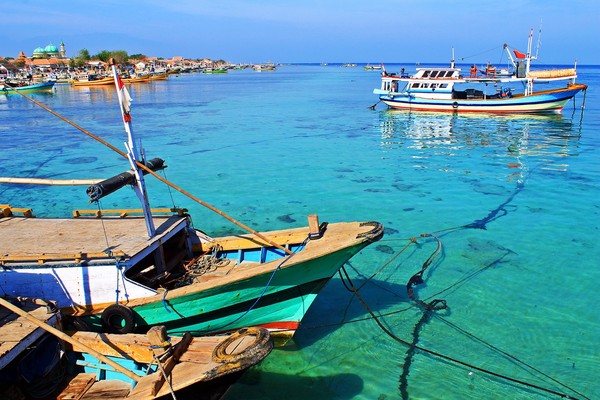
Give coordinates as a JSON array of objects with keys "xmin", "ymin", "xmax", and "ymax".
[{"xmin": 373, "ymin": 29, "xmax": 587, "ymax": 113}]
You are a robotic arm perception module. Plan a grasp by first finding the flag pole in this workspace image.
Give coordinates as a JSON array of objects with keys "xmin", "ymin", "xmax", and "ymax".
[{"xmin": 109, "ymin": 58, "xmax": 156, "ymax": 238}]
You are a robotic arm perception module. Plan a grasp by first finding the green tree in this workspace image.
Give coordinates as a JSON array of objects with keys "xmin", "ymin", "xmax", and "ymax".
[
  {"xmin": 77, "ymin": 49, "xmax": 91, "ymax": 61},
  {"xmin": 130, "ymin": 53, "xmax": 146, "ymax": 60},
  {"xmin": 111, "ymin": 50, "xmax": 129, "ymax": 65},
  {"xmin": 95, "ymin": 50, "xmax": 112, "ymax": 62}
]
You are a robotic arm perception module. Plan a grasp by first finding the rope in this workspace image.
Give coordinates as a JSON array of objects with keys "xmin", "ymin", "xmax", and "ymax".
[
  {"xmin": 11, "ymin": 89, "xmax": 292, "ymax": 256},
  {"xmin": 338, "ymin": 266, "xmax": 584, "ymax": 399},
  {"xmin": 151, "ymin": 352, "xmax": 177, "ymax": 400},
  {"xmin": 192, "ymin": 236, "xmax": 309, "ymax": 334}
]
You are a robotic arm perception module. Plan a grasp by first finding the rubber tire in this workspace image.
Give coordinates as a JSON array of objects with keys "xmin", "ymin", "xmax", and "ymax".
[
  {"xmin": 212, "ymin": 327, "xmax": 272, "ymax": 364},
  {"xmin": 101, "ymin": 304, "xmax": 136, "ymax": 334}
]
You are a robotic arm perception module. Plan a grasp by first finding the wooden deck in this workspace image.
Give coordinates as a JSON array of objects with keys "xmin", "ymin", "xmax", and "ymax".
[{"xmin": 0, "ymin": 215, "xmax": 188, "ymax": 264}]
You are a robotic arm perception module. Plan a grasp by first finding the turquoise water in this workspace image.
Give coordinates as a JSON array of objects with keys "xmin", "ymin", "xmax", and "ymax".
[{"xmin": 1, "ymin": 65, "xmax": 599, "ymax": 399}]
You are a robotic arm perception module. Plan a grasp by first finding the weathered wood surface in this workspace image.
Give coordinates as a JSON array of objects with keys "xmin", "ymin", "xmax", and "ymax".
[
  {"xmin": 0, "ymin": 215, "xmax": 187, "ymax": 263},
  {"xmin": 0, "ymin": 300, "xmax": 58, "ymax": 369}
]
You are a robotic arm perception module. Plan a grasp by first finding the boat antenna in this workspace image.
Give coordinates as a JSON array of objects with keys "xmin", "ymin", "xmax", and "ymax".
[
  {"xmin": 450, "ymin": 47, "xmax": 455, "ymax": 69},
  {"xmin": 109, "ymin": 58, "xmax": 156, "ymax": 237},
  {"xmin": 535, "ymin": 20, "xmax": 542, "ymax": 60}
]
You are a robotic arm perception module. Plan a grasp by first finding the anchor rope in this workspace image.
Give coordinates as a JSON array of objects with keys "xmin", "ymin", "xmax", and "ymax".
[{"xmin": 338, "ymin": 264, "xmax": 585, "ymax": 400}]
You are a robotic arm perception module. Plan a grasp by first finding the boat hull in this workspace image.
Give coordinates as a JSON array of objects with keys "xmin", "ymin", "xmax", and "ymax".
[
  {"xmin": 1, "ymin": 81, "xmax": 55, "ymax": 94},
  {"xmin": 378, "ymin": 84, "xmax": 587, "ymax": 113},
  {"xmin": 0, "ymin": 214, "xmax": 383, "ymax": 341}
]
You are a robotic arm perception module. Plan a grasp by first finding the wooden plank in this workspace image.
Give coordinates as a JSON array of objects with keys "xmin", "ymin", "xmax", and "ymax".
[
  {"xmin": 57, "ymin": 373, "xmax": 96, "ymax": 400},
  {"xmin": 79, "ymin": 380, "xmax": 131, "ymax": 400}
]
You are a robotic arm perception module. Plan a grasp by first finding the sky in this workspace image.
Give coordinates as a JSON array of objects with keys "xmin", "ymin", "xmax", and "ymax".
[{"xmin": 3, "ymin": 0, "xmax": 599, "ymax": 65}]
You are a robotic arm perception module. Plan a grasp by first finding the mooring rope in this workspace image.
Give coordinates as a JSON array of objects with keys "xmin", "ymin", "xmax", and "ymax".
[
  {"xmin": 11, "ymin": 89, "xmax": 292, "ymax": 256},
  {"xmin": 338, "ymin": 265, "xmax": 585, "ymax": 399}
]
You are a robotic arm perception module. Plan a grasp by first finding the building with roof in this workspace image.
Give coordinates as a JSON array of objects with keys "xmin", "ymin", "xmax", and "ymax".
[{"xmin": 31, "ymin": 42, "xmax": 66, "ymax": 59}]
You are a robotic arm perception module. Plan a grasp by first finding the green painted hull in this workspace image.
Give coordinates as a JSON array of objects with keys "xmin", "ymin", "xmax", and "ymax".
[{"xmin": 83, "ymin": 240, "xmax": 368, "ymax": 336}]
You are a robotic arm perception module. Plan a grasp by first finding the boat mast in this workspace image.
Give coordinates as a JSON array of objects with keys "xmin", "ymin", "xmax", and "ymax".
[
  {"xmin": 109, "ymin": 58, "xmax": 156, "ymax": 238},
  {"xmin": 525, "ymin": 28, "xmax": 534, "ymax": 96}
]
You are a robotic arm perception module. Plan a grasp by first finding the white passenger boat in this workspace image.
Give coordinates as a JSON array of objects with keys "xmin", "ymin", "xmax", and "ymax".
[{"xmin": 373, "ymin": 29, "xmax": 587, "ymax": 113}]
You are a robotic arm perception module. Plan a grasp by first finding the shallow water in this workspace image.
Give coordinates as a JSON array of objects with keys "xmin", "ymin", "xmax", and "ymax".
[{"xmin": 1, "ymin": 65, "xmax": 599, "ymax": 399}]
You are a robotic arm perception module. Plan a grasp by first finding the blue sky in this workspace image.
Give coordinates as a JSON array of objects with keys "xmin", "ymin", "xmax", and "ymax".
[{"xmin": 4, "ymin": 0, "xmax": 599, "ymax": 65}]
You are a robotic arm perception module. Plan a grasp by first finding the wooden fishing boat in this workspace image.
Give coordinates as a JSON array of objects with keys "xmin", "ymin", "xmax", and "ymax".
[
  {"xmin": 122, "ymin": 75, "xmax": 151, "ymax": 83},
  {"xmin": 0, "ymin": 59, "xmax": 383, "ymax": 344},
  {"xmin": 148, "ymin": 72, "xmax": 168, "ymax": 80},
  {"xmin": 0, "ymin": 297, "xmax": 272, "ymax": 399},
  {"xmin": 373, "ymin": 28, "xmax": 587, "ymax": 113},
  {"xmin": 70, "ymin": 74, "xmax": 114, "ymax": 86},
  {"xmin": 60, "ymin": 326, "xmax": 272, "ymax": 399},
  {"xmin": 0, "ymin": 81, "xmax": 55, "ymax": 94}
]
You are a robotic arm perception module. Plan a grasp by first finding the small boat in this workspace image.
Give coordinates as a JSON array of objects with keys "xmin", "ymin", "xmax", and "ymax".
[
  {"xmin": 122, "ymin": 74, "xmax": 151, "ymax": 83},
  {"xmin": 364, "ymin": 64, "xmax": 382, "ymax": 71},
  {"xmin": 203, "ymin": 68, "xmax": 228, "ymax": 74},
  {"xmin": 148, "ymin": 72, "xmax": 168, "ymax": 80},
  {"xmin": 0, "ymin": 297, "xmax": 271, "ymax": 399},
  {"xmin": 70, "ymin": 74, "xmax": 114, "ymax": 86},
  {"xmin": 0, "ymin": 59, "xmax": 383, "ymax": 344},
  {"xmin": 0, "ymin": 81, "xmax": 55, "ymax": 94},
  {"xmin": 373, "ymin": 28, "xmax": 587, "ymax": 114},
  {"xmin": 61, "ymin": 326, "xmax": 272, "ymax": 399},
  {"xmin": 253, "ymin": 63, "xmax": 276, "ymax": 71}
]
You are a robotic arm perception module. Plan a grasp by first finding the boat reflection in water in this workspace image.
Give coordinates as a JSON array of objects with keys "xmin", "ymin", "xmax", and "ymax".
[{"xmin": 377, "ymin": 109, "xmax": 583, "ymax": 177}]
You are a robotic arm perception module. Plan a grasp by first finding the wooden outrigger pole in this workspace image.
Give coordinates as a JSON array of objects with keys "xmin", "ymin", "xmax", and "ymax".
[{"xmin": 6, "ymin": 60, "xmax": 293, "ymax": 255}]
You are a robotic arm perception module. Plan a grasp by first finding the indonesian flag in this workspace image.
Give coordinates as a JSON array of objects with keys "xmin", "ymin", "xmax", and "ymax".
[
  {"xmin": 513, "ymin": 49, "xmax": 527, "ymax": 59},
  {"xmin": 117, "ymin": 75, "xmax": 132, "ymax": 122}
]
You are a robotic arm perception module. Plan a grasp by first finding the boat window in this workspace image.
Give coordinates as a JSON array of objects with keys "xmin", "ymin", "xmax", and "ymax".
[
  {"xmin": 420, "ymin": 83, "xmax": 428, "ymax": 88},
  {"xmin": 431, "ymin": 83, "xmax": 438, "ymax": 89},
  {"xmin": 423, "ymin": 71, "xmax": 430, "ymax": 78},
  {"xmin": 411, "ymin": 83, "xmax": 419, "ymax": 88},
  {"xmin": 440, "ymin": 83, "xmax": 448, "ymax": 88},
  {"xmin": 445, "ymin": 71, "xmax": 454, "ymax": 78},
  {"xmin": 429, "ymin": 71, "xmax": 438, "ymax": 78}
]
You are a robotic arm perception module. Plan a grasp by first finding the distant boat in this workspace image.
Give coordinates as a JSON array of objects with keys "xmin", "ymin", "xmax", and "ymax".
[
  {"xmin": 364, "ymin": 64, "xmax": 382, "ymax": 71},
  {"xmin": 341, "ymin": 63, "xmax": 357, "ymax": 67},
  {"xmin": 1, "ymin": 81, "xmax": 55, "ymax": 94},
  {"xmin": 70, "ymin": 74, "xmax": 114, "ymax": 86},
  {"xmin": 253, "ymin": 63, "xmax": 276, "ymax": 71},
  {"xmin": 203, "ymin": 68, "xmax": 228, "ymax": 74},
  {"xmin": 373, "ymin": 28, "xmax": 587, "ymax": 113}
]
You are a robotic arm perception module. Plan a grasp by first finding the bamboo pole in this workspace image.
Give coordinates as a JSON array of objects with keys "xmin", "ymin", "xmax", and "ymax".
[
  {"xmin": 0, "ymin": 297, "xmax": 141, "ymax": 383},
  {"xmin": 10, "ymin": 88, "xmax": 293, "ymax": 256},
  {"xmin": 0, "ymin": 177, "xmax": 101, "ymax": 186}
]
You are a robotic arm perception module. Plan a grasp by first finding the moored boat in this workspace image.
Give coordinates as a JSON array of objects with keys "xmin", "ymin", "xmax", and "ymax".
[
  {"xmin": 373, "ymin": 28, "xmax": 587, "ymax": 113},
  {"xmin": 0, "ymin": 81, "xmax": 55, "ymax": 94},
  {"xmin": 70, "ymin": 74, "xmax": 114, "ymax": 86},
  {"xmin": 0, "ymin": 59, "xmax": 383, "ymax": 344}
]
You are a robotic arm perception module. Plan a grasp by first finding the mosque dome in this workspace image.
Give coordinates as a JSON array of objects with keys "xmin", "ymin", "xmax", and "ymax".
[
  {"xmin": 45, "ymin": 44, "xmax": 59, "ymax": 53},
  {"xmin": 33, "ymin": 47, "xmax": 45, "ymax": 54}
]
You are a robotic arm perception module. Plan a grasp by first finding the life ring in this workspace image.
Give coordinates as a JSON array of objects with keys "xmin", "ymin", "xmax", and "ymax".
[
  {"xmin": 212, "ymin": 327, "xmax": 272, "ymax": 364},
  {"xmin": 101, "ymin": 304, "xmax": 136, "ymax": 334},
  {"xmin": 452, "ymin": 102, "xmax": 459, "ymax": 109}
]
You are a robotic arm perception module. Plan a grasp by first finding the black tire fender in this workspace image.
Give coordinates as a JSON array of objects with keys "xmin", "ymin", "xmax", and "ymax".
[{"xmin": 101, "ymin": 304, "xmax": 136, "ymax": 334}]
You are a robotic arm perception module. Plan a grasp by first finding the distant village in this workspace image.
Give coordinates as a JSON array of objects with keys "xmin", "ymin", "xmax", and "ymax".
[{"xmin": 0, "ymin": 41, "xmax": 240, "ymax": 82}]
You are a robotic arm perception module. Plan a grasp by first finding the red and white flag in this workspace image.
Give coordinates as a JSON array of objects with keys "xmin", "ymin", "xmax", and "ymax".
[
  {"xmin": 513, "ymin": 49, "xmax": 527, "ymax": 59},
  {"xmin": 117, "ymin": 75, "xmax": 132, "ymax": 121}
]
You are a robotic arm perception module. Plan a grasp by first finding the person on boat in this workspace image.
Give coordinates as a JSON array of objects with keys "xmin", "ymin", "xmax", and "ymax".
[{"xmin": 470, "ymin": 65, "xmax": 477, "ymax": 77}]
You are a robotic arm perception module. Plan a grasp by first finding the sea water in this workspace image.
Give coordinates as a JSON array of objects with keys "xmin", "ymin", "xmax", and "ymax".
[{"xmin": 0, "ymin": 64, "xmax": 598, "ymax": 399}]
